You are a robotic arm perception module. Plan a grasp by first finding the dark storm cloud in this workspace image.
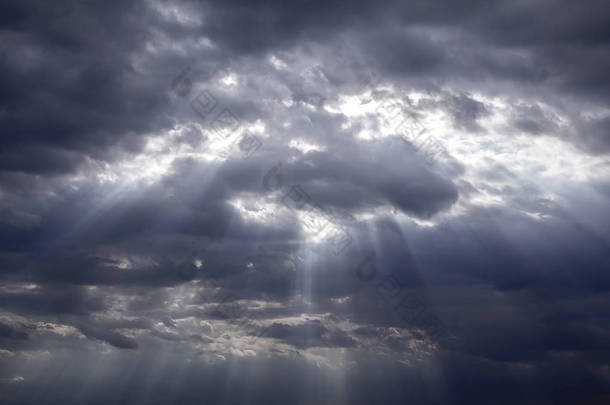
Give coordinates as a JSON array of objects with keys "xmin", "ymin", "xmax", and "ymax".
[
  {"xmin": 1, "ymin": 0, "xmax": 610, "ymax": 404},
  {"xmin": 77, "ymin": 323, "xmax": 139, "ymax": 349},
  {"xmin": 0, "ymin": 285, "xmax": 106, "ymax": 315},
  {"xmin": 0, "ymin": 0, "xmax": 607, "ymax": 182},
  {"xmin": 262, "ymin": 138, "xmax": 459, "ymax": 217},
  {"xmin": 0, "ymin": 322, "xmax": 28, "ymax": 341},
  {"xmin": 0, "ymin": 0, "xmax": 170, "ymax": 175},
  {"xmin": 261, "ymin": 319, "xmax": 357, "ymax": 349}
]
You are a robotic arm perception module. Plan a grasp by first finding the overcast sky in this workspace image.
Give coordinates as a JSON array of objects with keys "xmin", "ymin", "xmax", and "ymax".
[{"xmin": 1, "ymin": 1, "xmax": 610, "ymax": 404}]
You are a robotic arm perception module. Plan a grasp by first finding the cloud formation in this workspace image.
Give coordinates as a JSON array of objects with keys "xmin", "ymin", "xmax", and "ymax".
[{"xmin": 1, "ymin": 0, "xmax": 610, "ymax": 403}]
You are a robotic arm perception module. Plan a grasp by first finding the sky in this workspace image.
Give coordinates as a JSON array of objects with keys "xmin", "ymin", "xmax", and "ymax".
[{"xmin": 1, "ymin": 0, "xmax": 610, "ymax": 403}]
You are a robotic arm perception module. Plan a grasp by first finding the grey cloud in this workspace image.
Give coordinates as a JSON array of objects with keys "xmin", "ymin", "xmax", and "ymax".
[
  {"xmin": 0, "ymin": 322, "xmax": 28, "ymax": 341},
  {"xmin": 262, "ymin": 319, "xmax": 357, "ymax": 349},
  {"xmin": 510, "ymin": 103, "xmax": 560, "ymax": 135},
  {"xmin": 78, "ymin": 324, "xmax": 139, "ymax": 349}
]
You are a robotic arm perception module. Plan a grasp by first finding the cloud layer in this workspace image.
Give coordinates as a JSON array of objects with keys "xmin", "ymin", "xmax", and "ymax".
[{"xmin": 1, "ymin": 0, "xmax": 610, "ymax": 403}]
